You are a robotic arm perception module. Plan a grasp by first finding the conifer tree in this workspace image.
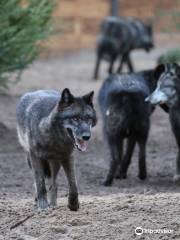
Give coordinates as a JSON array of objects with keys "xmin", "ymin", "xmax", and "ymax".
[{"xmin": 0, "ymin": 0, "xmax": 55, "ymax": 89}]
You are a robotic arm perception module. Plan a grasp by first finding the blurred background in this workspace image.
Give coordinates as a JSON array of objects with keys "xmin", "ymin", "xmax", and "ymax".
[
  {"xmin": 44, "ymin": 0, "xmax": 180, "ymax": 54},
  {"xmin": 1, "ymin": 0, "xmax": 180, "ymax": 90}
]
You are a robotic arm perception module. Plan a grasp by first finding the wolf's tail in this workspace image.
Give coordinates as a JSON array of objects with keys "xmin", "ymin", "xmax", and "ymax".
[{"xmin": 117, "ymin": 91, "xmax": 150, "ymax": 128}]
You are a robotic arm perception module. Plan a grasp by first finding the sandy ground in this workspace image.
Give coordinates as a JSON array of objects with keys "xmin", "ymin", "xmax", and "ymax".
[{"xmin": 0, "ymin": 38, "xmax": 180, "ymax": 239}]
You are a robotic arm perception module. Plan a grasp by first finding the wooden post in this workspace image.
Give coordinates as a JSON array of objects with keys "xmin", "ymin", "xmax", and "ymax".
[{"xmin": 111, "ymin": 0, "xmax": 118, "ymax": 16}]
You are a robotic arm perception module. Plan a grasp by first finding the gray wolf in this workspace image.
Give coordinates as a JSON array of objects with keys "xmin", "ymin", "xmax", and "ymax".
[
  {"xmin": 98, "ymin": 68, "xmax": 165, "ymax": 186},
  {"xmin": 16, "ymin": 89, "xmax": 97, "ymax": 211},
  {"xmin": 146, "ymin": 63, "xmax": 180, "ymax": 182},
  {"xmin": 94, "ymin": 16, "xmax": 153, "ymax": 79}
]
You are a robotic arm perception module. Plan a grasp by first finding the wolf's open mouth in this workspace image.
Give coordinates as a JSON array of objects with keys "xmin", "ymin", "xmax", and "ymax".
[
  {"xmin": 74, "ymin": 137, "xmax": 88, "ymax": 152},
  {"xmin": 67, "ymin": 128, "xmax": 88, "ymax": 152}
]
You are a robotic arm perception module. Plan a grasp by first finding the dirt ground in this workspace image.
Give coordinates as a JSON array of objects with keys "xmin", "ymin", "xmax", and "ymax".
[{"xmin": 0, "ymin": 36, "xmax": 180, "ymax": 240}]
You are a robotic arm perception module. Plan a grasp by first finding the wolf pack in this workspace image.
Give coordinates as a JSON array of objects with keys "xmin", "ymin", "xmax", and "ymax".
[{"xmin": 16, "ymin": 16, "xmax": 180, "ymax": 211}]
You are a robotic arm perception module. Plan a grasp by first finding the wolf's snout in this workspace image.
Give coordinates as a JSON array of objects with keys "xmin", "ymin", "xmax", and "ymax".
[
  {"xmin": 145, "ymin": 96, "xmax": 151, "ymax": 102},
  {"xmin": 82, "ymin": 134, "xmax": 91, "ymax": 141},
  {"xmin": 145, "ymin": 90, "xmax": 168, "ymax": 105},
  {"xmin": 145, "ymin": 94, "xmax": 159, "ymax": 104}
]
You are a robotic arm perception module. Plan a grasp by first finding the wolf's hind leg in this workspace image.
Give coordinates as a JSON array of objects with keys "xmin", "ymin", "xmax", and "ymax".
[
  {"xmin": 117, "ymin": 137, "xmax": 136, "ymax": 179},
  {"xmin": 62, "ymin": 157, "xmax": 79, "ymax": 211},
  {"xmin": 46, "ymin": 160, "xmax": 61, "ymax": 207},
  {"xmin": 137, "ymin": 137, "xmax": 147, "ymax": 180},
  {"xmin": 104, "ymin": 139, "xmax": 123, "ymax": 186},
  {"xmin": 117, "ymin": 55, "xmax": 125, "ymax": 73},
  {"xmin": 30, "ymin": 154, "xmax": 48, "ymax": 211}
]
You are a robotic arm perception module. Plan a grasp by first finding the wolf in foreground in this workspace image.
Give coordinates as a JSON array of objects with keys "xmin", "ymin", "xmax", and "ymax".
[
  {"xmin": 98, "ymin": 68, "xmax": 167, "ymax": 186},
  {"xmin": 146, "ymin": 63, "xmax": 180, "ymax": 182},
  {"xmin": 16, "ymin": 89, "xmax": 97, "ymax": 211}
]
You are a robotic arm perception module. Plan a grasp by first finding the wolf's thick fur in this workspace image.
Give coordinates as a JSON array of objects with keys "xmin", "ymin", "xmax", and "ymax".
[
  {"xmin": 16, "ymin": 89, "xmax": 97, "ymax": 211},
  {"xmin": 98, "ymin": 70, "xmax": 161, "ymax": 186}
]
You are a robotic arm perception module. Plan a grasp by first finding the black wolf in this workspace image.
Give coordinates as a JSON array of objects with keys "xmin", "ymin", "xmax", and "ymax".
[
  {"xmin": 16, "ymin": 89, "xmax": 97, "ymax": 211},
  {"xmin": 98, "ymin": 68, "xmax": 164, "ymax": 186},
  {"xmin": 94, "ymin": 16, "xmax": 153, "ymax": 79},
  {"xmin": 146, "ymin": 63, "xmax": 180, "ymax": 182}
]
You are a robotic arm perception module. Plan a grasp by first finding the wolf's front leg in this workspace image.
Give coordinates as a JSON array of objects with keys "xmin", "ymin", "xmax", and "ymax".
[
  {"xmin": 46, "ymin": 160, "xmax": 61, "ymax": 207},
  {"xmin": 172, "ymin": 128, "xmax": 180, "ymax": 183},
  {"xmin": 46, "ymin": 177, "xmax": 57, "ymax": 207},
  {"xmin": 30, "ymin": 154, "xmax": 48, "ymax": 211},
  {"xmin": 174, "ymin": 149, "xmax": 180, "ymax": 183},
  {"xmin": 93, "ymin": 53, "xmax": 101, "ymax": 80},
  {"xmin": 62, "ymin": 157, "xmax": 79, "ymax": 211},
  {"xmin": 117, "ymin": 137, "xmax": 135, "ymax": 179}
]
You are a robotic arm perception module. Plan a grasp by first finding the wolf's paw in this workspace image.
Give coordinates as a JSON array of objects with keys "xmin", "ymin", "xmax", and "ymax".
[
  {"xmin": 173, "ymin": 174, "xmax": 180, "ymax": 183},
  {"xmin": 36, "ymin": 198, "xmax": 49, "ymax": 211},
  {"xmin": 115, "ymin": 172, "xmax": 127, "ymax": 179},
  {"xmin": 138, "ymin": 172, "xmax": 147, "ymax": 180},
  {"xmin": 48, "ymin": 198, "xmax": 57, "ymax": 209},
  {"xmin": 49, "ymin": 202, "xmax": 57, "ymax": 210},
  {"xmin": 103, "ymin": 179, "xmax": 113, "ymax": 186},
  {"xmin": 68, "ymin": 201, "xmax": 79, "ymax": 211}
]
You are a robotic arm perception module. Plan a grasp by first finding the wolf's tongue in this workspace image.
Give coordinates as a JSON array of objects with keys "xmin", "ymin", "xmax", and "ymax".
[{"xmin": 77, "ymin": 139, "xmax": 88, "ymax": 152}]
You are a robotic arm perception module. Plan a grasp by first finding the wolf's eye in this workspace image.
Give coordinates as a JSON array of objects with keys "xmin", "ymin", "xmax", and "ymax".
[{"xmin": 86, "ymin": 118, "xmax": 92, "ymax": 125}]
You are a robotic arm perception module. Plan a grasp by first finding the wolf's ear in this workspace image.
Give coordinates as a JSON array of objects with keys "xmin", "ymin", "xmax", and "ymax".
[
  {"xmin": 83, "ymin": 91, "xmax": 94, "ymax": 107},
  {"xmin": 58, "ymin": 88, "xmax": 74, "ymax": 108},
  {"xmin": 154, "ymin": 64, "xmax": 165, "ymax": 81}
]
